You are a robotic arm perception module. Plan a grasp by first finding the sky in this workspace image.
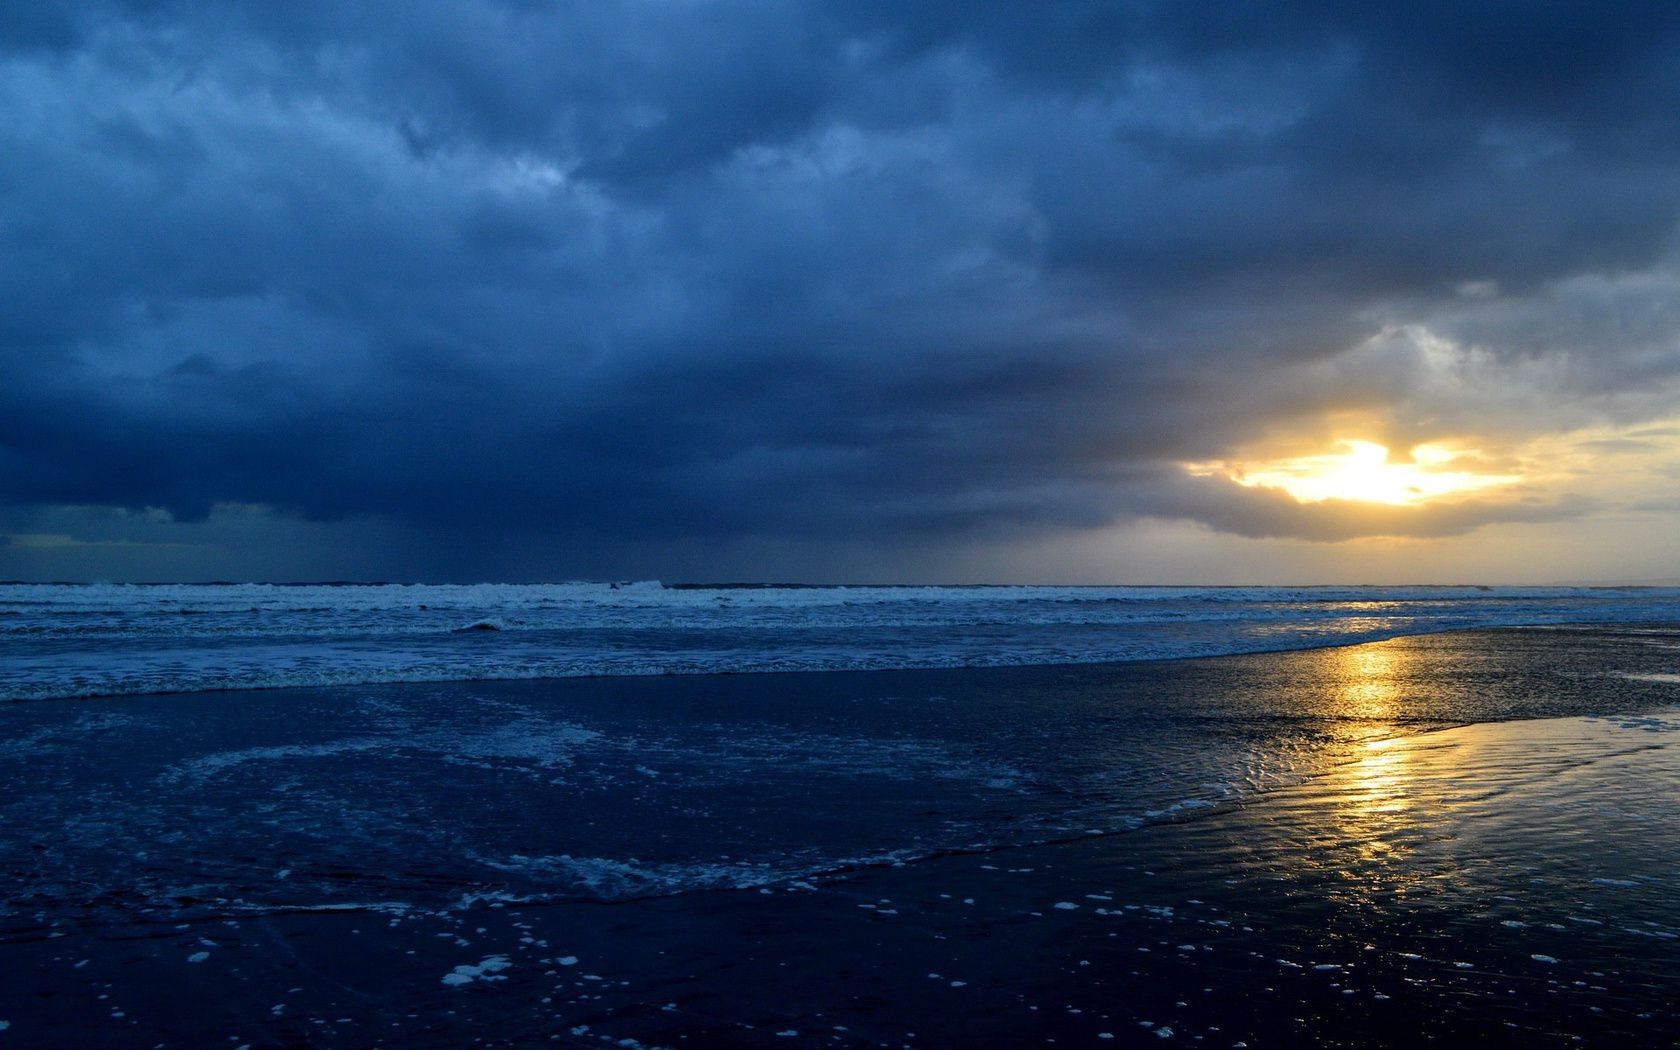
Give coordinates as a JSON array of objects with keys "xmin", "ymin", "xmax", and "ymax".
[{"xmin": 3, "ymin": 1, "xmax": 1680, "ymax": 584}]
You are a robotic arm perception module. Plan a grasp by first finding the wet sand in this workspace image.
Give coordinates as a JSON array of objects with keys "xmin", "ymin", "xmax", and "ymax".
[{"xmin": 2, "ymin": 631, "xmax": 1679, "ymax": 1046}]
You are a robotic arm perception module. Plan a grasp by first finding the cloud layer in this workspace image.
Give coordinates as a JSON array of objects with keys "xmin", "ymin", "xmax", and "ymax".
[{"xmin": 3, "ymin": 2, "xmax": 1680, "ymax": 577}]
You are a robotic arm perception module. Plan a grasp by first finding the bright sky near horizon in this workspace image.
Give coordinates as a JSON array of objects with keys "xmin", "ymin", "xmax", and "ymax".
[{"xmin": 3, "ymin": 3, "xmax": 1680, "ymax": 584}]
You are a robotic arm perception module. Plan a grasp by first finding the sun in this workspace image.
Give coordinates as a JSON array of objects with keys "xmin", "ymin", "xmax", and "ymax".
[{"xmin": 1197, "ymin": 440, "xmax": 1518, "ymax": 506}]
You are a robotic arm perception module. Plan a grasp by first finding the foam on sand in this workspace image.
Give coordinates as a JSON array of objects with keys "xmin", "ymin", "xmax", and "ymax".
[{"xmin": 442, "ymin": 956, "xmax": 511, "ymax": 986}]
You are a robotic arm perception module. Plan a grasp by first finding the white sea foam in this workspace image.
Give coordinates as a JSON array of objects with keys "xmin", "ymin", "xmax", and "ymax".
[
  {"xmin": 3, "ymin": 582, "xmax": 1679, "ymax": 702},
  {"xmin": 441, "ymin": 955, "xmax": 511, "ymax": 986},
  {"xmin": 164, "ymin": 720, "xmax": 603, "ymax": 782},
  {"xmin": 472, "ymin": 853, "xmax": 786, "ymax": 897}
]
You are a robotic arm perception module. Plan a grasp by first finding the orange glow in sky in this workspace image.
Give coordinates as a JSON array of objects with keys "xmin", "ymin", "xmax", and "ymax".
[{"xmin": 1204, "ymin": 440, "xmax": 1519, "ymax": 506}]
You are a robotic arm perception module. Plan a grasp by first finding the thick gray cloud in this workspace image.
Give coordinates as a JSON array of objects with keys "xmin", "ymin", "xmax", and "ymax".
[{"xmin": 3, "ymin": 1, "xmax": 1680, "ymax": 577}]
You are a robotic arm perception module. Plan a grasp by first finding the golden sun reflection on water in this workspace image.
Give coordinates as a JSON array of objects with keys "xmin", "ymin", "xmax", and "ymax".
[
  {"xmin": 1332, "ymin": 643, "xmax": 1403, "ymax": 722},
  {"xmin": 1328, "ymin": 644, "xmax": 1415, "ymax": 828},
  {"xmin": 1348, "ymin": 737, "xmax": 1412, "ymax": 818}
]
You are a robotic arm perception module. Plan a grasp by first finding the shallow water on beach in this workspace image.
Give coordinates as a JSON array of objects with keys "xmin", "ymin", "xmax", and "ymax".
[
  {"xmin": 2, "ymin": 625, "xmax": 1678, "ymax": 933},
  {"xmin": 1, "ymin": 628, "xmax": 1677, "ymax": 1046}
]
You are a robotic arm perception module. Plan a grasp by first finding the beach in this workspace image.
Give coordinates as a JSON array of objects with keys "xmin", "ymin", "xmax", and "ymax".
[
  {"xmin": 15, "ymin": 3, "xmax": 1680, "ymax": 1042},
  {"xmin": 2, "ymin": 622, "xmax": 1678, "ymax": 1046}
]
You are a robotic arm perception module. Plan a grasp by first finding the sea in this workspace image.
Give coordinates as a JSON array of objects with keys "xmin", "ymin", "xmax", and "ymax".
[
  {"xmin": 5, "ymin": 581, "xmax": 1680, "ymax": 702},
  {"xmin": 4, "ymin": 582, "xmax": 1680, "ymax": 912},
  {"xmin": 3, "ymin": 583, "xmax": 1680, "ymax": 1044}
]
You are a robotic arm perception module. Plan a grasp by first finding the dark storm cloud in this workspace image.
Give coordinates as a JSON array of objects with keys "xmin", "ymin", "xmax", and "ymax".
[{"xmin": 3, "ymin": 0, "xmax": 1679, "ymax": 565}]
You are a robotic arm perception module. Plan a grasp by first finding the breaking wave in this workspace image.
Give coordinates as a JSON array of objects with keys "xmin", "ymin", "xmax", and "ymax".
[{"xmin": 4, "ymin": 581, "xmax": 1680, "ymax": 702}]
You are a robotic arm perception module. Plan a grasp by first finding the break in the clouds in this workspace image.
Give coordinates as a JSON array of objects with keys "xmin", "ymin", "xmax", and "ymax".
[{"xmin": 3, "ymin": 2, "xmax": 1680, "ymax": 581}]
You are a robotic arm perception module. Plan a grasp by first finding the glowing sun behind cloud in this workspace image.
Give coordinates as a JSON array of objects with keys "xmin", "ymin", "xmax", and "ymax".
[{"xmin": 1196, "ymin": 440, "xmax": 1520, "ymax": 506}]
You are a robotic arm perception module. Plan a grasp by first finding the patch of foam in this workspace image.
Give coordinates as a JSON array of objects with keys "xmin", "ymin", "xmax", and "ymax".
[
  {"xmin": 474, "ymin": 853, "xmax": 779, "ymax": 898},
  {"xmin": 163, "ymin": 720, "xmax": 603, "ymax": 782},
  {"xmin": 163, "ymin": 738, "xmax": 390, "ymax": 782},
  {"xmin": 1142, "ymin": 798, "xmax": 1217, "ymax": 820},
  {"xmin": 438, "ymin": 720, "xmax": 603, "ymax": 769},
  {"xmin": 442, "ymin": 955, "xmax": 511, "ymax": 986}
]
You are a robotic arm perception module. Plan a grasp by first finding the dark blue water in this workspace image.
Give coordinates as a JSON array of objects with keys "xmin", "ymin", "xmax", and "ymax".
[{"xmin": 4, "ymin": 624, "xmax": 1677, "ymax": 939}]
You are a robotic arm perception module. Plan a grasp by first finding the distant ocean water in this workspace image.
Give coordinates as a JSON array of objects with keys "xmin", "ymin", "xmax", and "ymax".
[{"xmin": 5, "ymin": 582, "xmax": 1680, "ymax": 702}]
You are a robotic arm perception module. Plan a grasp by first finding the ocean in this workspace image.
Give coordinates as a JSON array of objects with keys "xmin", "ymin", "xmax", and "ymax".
[
  {"xmin": 5, "ymin": 581, "xmax": 1680, "ymax": 702},
  {"xmin": 3, "ymin": 586, "xmax": 1679, "ymax": 1045}
]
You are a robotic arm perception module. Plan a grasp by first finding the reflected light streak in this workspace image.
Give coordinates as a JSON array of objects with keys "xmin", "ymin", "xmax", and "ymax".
[{"xmin": 1330, "ymin": 644, "xmax": 1414, "ymax": 823}]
